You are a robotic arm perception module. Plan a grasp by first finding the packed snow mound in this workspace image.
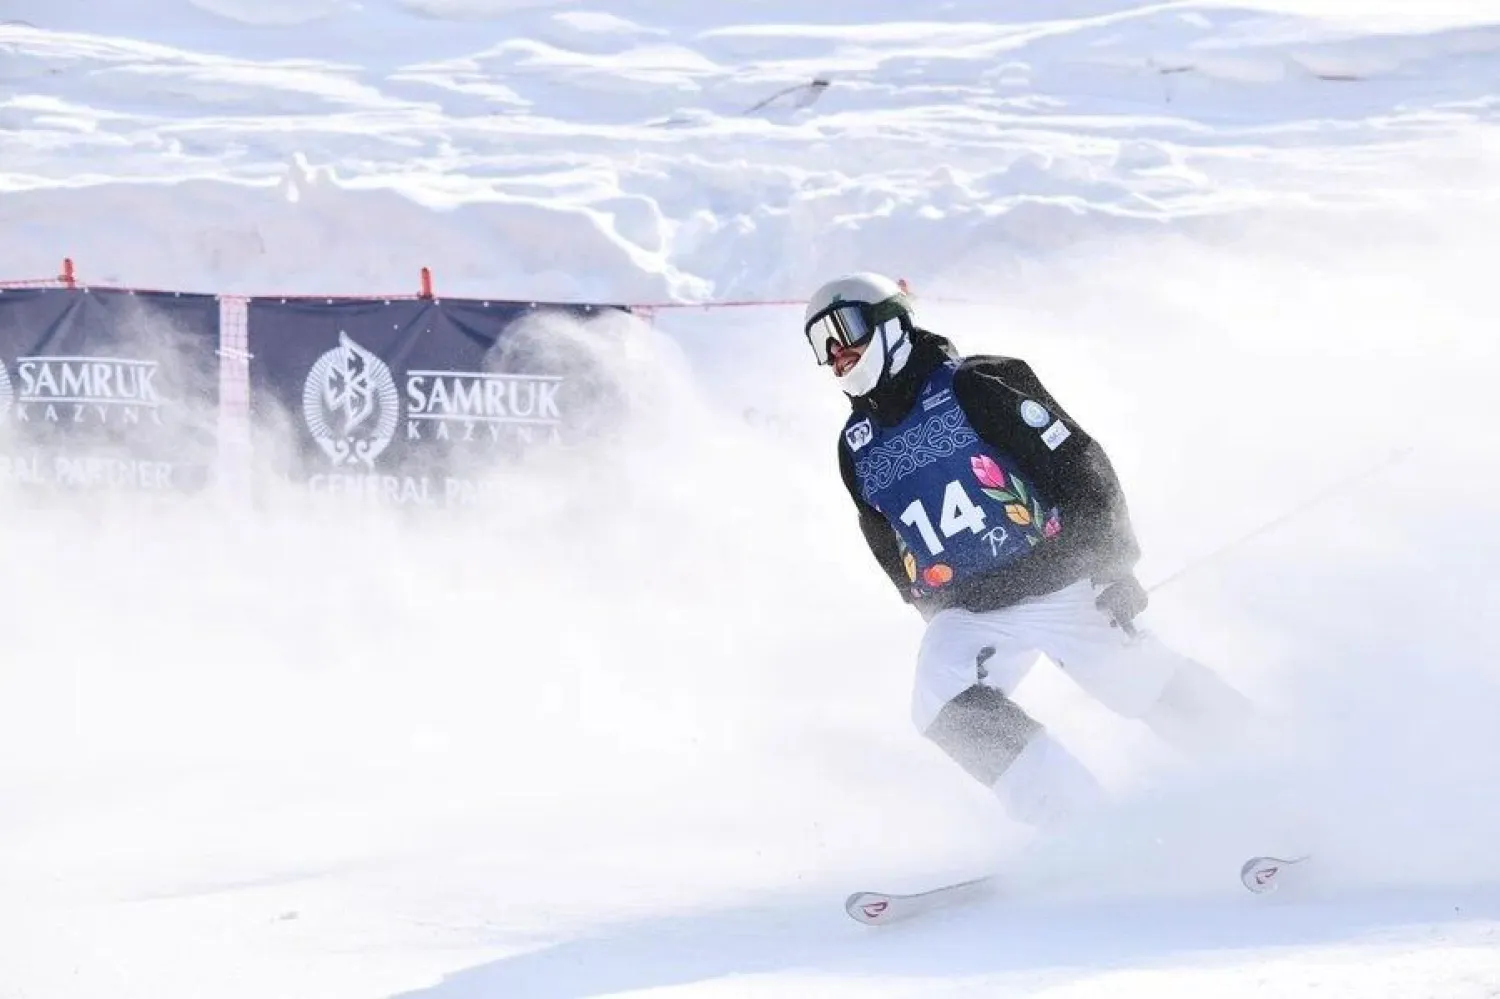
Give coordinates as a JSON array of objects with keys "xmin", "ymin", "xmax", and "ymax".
[
  {"xmin": 400, "ymin": 0, "xmax": 583, "ymax": 18},
  {"xmin": 3, "ymin": 2, "xmax": 1499, "ymax": 299},
  {"xmin": 186, "ymin": 0, "xmax": 357, "ymax": 26}
]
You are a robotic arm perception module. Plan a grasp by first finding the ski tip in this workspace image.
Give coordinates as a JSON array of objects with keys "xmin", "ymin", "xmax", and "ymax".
[
  {"xmin": 844, "ymin": 891, "xmax": 895, "ymax": 925},
  {"xmin": 843, "ymin": 876, "xmax": 998, "ymax": 926},
  {"xmin": 1240, "ymin": 854, "xmax": 1310, "ymax": 894}
]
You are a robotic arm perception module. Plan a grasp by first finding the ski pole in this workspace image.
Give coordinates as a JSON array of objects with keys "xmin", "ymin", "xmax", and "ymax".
[{"xmin": 1147, "ymin": 445, "xmax": 1413, "ymax": 595}]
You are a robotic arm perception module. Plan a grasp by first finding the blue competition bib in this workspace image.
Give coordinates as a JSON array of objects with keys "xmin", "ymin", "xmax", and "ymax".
[{"xmin": 844, "ymin": 362, "xmax": 1062, "ymax": 597}]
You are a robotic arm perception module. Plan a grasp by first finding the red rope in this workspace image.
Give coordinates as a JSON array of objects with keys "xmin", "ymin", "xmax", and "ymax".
[{"xmin": 2, "ymin": 258, "xmax": 931, "ymax": 311}]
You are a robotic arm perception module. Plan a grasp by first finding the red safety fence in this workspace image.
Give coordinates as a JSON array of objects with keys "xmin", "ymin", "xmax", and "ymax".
[
  {"xmin": 0, "ymin": 260, "xmax": 933, "ymax": 435},
  {"xmin": 0, "ymin": 259, "xmax": 920, "ymax": 312},
  {"xmin": 0, "ymin": 260, "xmax": 816, "ymax": 429},
  {"xmin": 0, "ymin": 257, "xmax": 80, "ymax": 289}
]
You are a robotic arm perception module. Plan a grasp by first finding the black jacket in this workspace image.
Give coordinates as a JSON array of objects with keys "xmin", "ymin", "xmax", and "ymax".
[{"xmin": 837, "ymin": 329, "xmax": 1141, "ymax": 616}]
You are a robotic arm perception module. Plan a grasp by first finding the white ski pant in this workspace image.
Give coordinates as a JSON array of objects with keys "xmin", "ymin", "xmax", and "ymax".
[
  {"xmin": 912, "ymin": 579, "xmax": 1179, "ymax": 733},
  {"xmin": 911, "ymin": 579, "xmax": 1245, "ymax": 828}
]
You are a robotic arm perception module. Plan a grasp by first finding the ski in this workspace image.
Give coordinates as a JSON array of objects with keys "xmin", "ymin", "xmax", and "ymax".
[
  {"xmin": 846, "ymin": 854, "xmax": 1307, "ymax": 924},
  {"xmin": 844, "ymin": 875, "xmax": 998, "ymax": 925},
  {"xmin": 1240, "ymin": 854, "xmax": 1310, "ymax": 894}
]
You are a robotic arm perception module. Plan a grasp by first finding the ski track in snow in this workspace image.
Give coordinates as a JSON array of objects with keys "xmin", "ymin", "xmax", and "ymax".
[{"xmin": 3, "ymin": 1, "xmax": 1500, "ymax": 997}]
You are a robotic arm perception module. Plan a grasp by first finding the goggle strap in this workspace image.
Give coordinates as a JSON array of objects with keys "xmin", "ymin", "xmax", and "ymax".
[{"xmin": 865, "ymin": 294, "xmax": 911, "ymax": 330}]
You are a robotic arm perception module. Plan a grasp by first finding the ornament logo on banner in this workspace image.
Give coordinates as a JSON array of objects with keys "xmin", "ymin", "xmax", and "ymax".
[{"xmin": 302, "ymin": 332, "xmax": 401, "ymax": 469}]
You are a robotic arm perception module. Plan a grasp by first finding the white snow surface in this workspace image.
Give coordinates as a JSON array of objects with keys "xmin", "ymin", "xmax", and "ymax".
[{"xmin": 3, "ymin": 1, "xmax": 1500, "ymax": 997}]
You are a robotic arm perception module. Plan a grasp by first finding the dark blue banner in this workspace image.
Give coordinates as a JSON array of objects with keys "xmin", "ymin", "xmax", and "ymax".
[
  {"xmin": 247, "ymin": 296, "xmax": 625, "ymax": 508},
  {"xmin": 0, "ymin": 287, "xmax": 221, "ymax": 493}
]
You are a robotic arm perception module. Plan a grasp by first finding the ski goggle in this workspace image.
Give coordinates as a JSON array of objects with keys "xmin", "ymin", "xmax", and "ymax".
[{"xmin": 803, "ymin": 298, "xmax": 908, "ymax": 365}]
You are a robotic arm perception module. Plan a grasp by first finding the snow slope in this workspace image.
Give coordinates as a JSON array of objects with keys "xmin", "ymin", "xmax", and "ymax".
[{"xmin": 3, "ymin": 2, "xmax": 1500, "ymax": 997}]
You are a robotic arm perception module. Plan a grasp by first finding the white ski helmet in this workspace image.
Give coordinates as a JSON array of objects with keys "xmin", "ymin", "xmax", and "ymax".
[{"xmin": 802, "ymin": 272, "xmax": 916, "ymax": 397}]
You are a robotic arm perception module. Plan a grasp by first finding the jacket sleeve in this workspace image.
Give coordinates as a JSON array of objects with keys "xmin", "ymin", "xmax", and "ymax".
[
  {"xmin": 953, "ymin": 358, "xmax": 1142, "ymax": 580},
  {"xmin": 838, "ymin": 438, "xmax": 915, "ymax": 602}
]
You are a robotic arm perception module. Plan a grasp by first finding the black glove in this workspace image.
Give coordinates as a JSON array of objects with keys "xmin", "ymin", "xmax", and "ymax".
[{"xmin": 1094, "ymin": 574, "xmax": 1148, "ymax": 633}]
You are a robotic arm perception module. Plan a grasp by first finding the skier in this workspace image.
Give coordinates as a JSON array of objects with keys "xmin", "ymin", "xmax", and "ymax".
[{"xmin": 807, "ymin": 272, "xmax": 1252, "ymax": 831}]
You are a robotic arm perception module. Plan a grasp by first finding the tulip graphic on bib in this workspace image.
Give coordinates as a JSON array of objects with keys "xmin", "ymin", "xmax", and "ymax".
[
  {"xmin": 973, "ymin": 454, "xmax": 1053, "ymax": 540},
  {"xmin": 971, "ymin": 455, "xmax": 1005, "ymax": 489},
  {"xmin": 974, "ymin": 455, "xmax": 1021, "ymax": 509},
  {"xmin": 923, "ymin": 564, "xmax": 954, "ymax": 588}
]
